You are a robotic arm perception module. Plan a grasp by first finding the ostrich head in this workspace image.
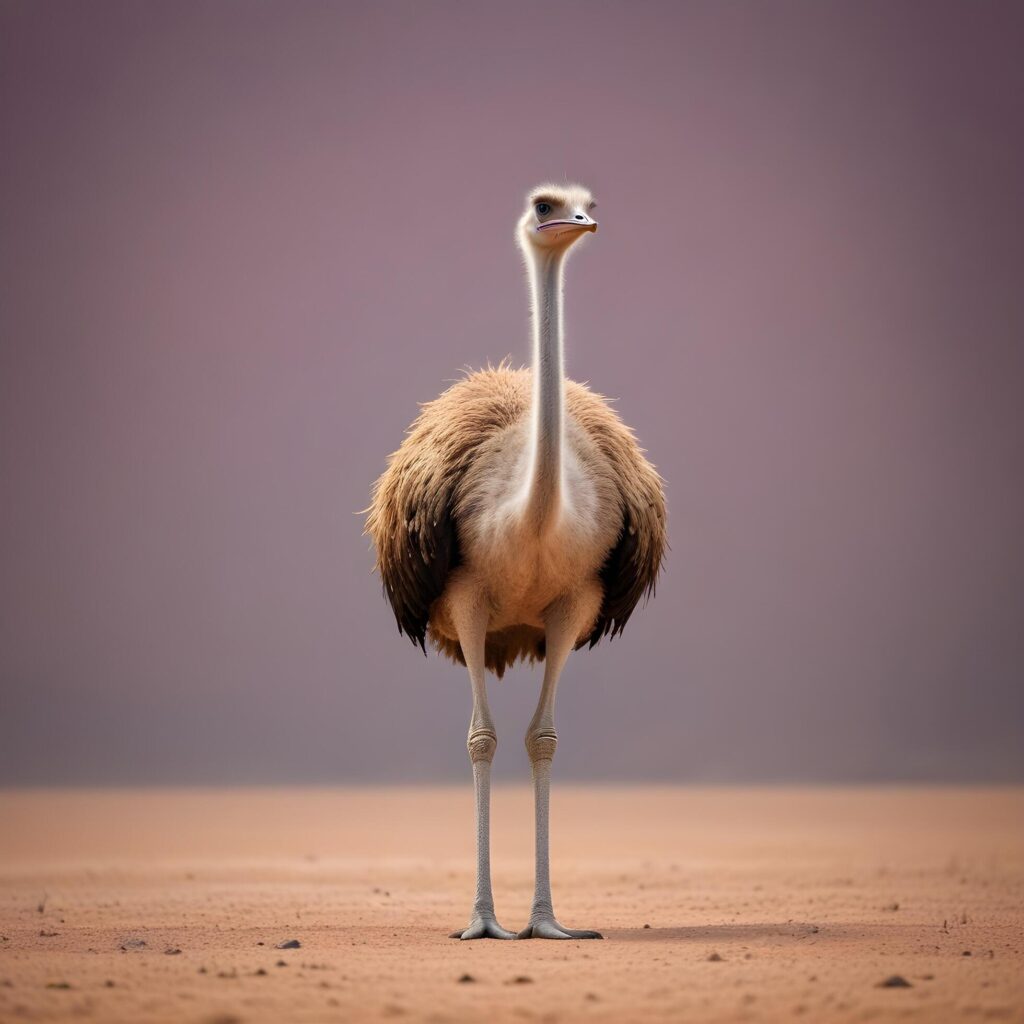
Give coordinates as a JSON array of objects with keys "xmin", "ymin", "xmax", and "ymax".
[{"xmin": 517, "ymin": 183, "xmax": 597, "ymax": 255}]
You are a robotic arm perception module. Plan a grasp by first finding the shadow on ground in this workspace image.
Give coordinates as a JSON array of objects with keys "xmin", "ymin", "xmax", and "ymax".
[{"xmin": 607, "ymin": 922, "xmax": 846, "ymax": 942}]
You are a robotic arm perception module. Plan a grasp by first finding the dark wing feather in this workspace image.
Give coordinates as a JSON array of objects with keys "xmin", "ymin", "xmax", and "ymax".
[
  {"xmin": 564, "ymin": 381, "xmax": 667, "ymax": 649},
  {"xmin": 366, "ymin": 421, "xmax": 462, "ymax": 651},
  {"xmin": 586, "ymin": 494, "xmax": 664, "ymax": 646},
  {"xmin": 392, "ymin": 492, "xmax": 461, "ymax": 652},
  {"xmin": 365, "ymin": 367, "xmax": 529, "ymax": 652}
]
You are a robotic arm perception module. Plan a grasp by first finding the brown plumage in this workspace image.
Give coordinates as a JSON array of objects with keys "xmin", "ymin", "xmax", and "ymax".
[{"xmin": 366, "ymin": 365, "xmax": 666, "ymax": 677}]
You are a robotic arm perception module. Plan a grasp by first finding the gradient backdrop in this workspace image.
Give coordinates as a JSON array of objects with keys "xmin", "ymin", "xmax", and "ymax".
[{"xmin": 2, "ymin": 0, "xmax": 1022, "ymax": 785}]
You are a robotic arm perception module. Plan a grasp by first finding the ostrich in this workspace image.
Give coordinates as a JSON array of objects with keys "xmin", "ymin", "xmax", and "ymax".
[{"xmin": 366, "ymin": 183, "xmax": 666, "ymax": 939}]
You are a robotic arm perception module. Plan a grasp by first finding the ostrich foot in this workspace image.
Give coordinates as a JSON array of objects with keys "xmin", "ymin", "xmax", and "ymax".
[
  {"xmin": 517, "ymin": 915, "xmax": 603, "ymax": 940},
  {"xmin": 449, "ymin": 912, "xmax": 516, "ymax": 940}
]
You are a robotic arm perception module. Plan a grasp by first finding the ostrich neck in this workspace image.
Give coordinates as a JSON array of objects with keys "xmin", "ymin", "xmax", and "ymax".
[{"xmin": 524, "ymin": 248, "xmax": 566, "ymax": 533}]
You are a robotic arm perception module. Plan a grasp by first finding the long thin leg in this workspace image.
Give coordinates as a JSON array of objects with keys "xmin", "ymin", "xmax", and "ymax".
[
  {"xmin": 518, "ymin": 597, "xmax": 603, "ymax": 940},
  {"xmin": 448, "ymin": 593, "xmax": 514, "ymax": 940}
]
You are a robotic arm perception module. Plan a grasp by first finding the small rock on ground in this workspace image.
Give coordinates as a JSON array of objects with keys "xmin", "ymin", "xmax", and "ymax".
[{"xmin": 877, "ymin": 975, "xmax": 912, "ymax": 988}]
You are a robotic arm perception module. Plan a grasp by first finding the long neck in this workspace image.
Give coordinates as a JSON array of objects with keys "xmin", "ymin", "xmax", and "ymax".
[{"xmin": 523, "ymin": 248, "xmax": 567, "ymax": 532}]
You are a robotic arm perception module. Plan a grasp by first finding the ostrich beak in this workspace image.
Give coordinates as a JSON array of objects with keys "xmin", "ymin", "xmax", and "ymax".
[{"xmin": 536, "ymin": 217, "xmax": 598, "ymax": 236}]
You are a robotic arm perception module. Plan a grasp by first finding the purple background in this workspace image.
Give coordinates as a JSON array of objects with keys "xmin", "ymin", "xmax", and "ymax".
[{"xmin": 2, "ymin": 1, "xmax": 1022, "ymax": 784}]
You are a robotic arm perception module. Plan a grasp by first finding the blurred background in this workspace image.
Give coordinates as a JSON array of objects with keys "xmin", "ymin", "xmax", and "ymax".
[{"xmin": 1, "ymin": 0, "xmax": 1022, "ymax": 786}]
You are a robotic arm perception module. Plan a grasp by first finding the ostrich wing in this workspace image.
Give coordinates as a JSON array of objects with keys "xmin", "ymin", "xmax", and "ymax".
[
  {"xmin": 365, "ymin": 416, "xmax": 462, "ymax": 651},
  {"xmin": 365, "ymin": 368, "xmax": 528, "ymax": 650},
  {"xmin": 565, "ymin": 382, "xmax": 667, "ymax": 648},
  {"xmin": 585, "ymin": 478, "xmax": 666, "ymax": 646}
]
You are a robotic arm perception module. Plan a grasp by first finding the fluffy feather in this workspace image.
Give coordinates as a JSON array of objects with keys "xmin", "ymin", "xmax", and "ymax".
[{"xmin": 366, "ymin": 366, "xmax": 666, "ymax": 676}]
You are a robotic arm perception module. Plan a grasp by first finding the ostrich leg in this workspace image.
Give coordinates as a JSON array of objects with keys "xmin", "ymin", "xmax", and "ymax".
[
  {"xmin": 448, "ymin": 597, "xmax": 514, "ymax": 940},
  {"xmin": 518, "ymin": 598, "xmax": 603, "ymax": 939}
]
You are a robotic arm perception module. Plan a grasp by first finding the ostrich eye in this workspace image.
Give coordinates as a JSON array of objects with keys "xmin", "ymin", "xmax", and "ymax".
[{"xmin": 535, "ymin": 202, "xmax": 552, "ymax": 217}]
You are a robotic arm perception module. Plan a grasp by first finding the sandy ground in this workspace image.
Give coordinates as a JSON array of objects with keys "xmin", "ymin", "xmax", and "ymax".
[{"xmin": 0, "ymin": 787, "xmax": 1022, "ymax": 1024}]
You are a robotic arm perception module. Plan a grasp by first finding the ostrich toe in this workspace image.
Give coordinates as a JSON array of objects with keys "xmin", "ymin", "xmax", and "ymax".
[
  {"xmin": 449, "ymin": 914, "xmax": 516, "ymax": 940},
  {"xmin": 517, "ymin": 916, "xmax": 604, "ymax": 940}
]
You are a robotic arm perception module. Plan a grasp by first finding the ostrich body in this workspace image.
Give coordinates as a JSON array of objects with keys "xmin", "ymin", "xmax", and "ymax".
[{"xmin": 366, "ymin": 184, "xmax": 666, "ymax": 939}]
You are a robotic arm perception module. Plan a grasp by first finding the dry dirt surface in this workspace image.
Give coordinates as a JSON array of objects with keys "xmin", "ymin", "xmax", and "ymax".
[{"xmin": 0, "ymin": 786, "xmax": 1022, "ymax": 1023}]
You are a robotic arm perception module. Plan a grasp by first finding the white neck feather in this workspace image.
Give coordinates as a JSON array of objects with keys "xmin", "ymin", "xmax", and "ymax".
[{"xmin": 523, "ymin": 248, "xmax": 566, "ymax": 533}]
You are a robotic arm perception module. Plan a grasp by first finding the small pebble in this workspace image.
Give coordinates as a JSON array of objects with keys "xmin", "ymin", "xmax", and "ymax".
[
  {"xmin": 164, "ymin": 947, "xmax": 182, "ymax": 956},
  {"xmin": 276, "ymin": 939, "xmax": 301, "ymax": 950},
  {"xmin": 643, "ymin": 923, "xmax": 651, "ymax": 929},
  {"xmin": 458, "ymin": 973, "xmax": 475, "ymax": 983},
  {"xmin": 877, "ymin": 975, "xmax": 912, "ymax": 988},
  {"xmin": 707, "ymin": 952, "xmax": 724, "ymax": 962}
]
